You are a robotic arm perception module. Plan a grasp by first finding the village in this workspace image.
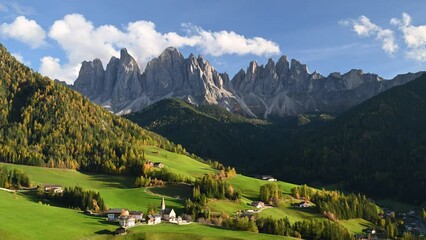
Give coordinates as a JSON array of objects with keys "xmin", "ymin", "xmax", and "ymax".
[{"xmin": 102, "ymin": 197, "xmax": 191, "ymax": 235}]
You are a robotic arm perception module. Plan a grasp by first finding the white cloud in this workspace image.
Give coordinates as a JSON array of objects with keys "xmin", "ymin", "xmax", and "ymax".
[
  {"xmin": 352, "ymin": 16, "xmax": 380, "ymax": 37},
  {"xmin": 0, "ymin": 16, "xmax": 46, "ymax": 48},
  {"xmin": 391, "ymin": 12, "xmax": 426, "ymax": 61},
  {"xmin": 43, "ymin": 13, "xmax": 280, "ymax": 84},
  {"xmin": 39, "ymin": 56, "xmax": 80, "ymax": 83},
  {"xmin": 11, "ymin": 52, "xmax": 30, "ymax": 65},
  {"xmin": 340, "ymin": 15, "xmax": 398, "ymax": 55},
  {"xmin": 180, "ymin": 23, "xmax": 280, "ymax": 57}
]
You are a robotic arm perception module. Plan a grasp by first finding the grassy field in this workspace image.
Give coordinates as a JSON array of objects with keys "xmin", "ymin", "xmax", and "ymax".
[
  {"xmin": 257, "ymin": 201, "xmax": 324, "ymax": 223},
  {"xmin": 0, "ymin": 150, "xmax": 375, "ymax": 239},
  {"xmin": 0, "ymin": 191, "xmax": 291, "ymax": 240},
  {"xmin": 207, "ymin": 199, "xmax": 252, "ymax": 214},
  {"xmin": 143, "ymin": 146, "xmax": 217, "ymax": 180},
  {"xmin": 0, "ymin": 190, "xmax": 116, "ymax": 240},
  {"xmin": 227, "ymin": 175, "xmax": 297, "ymax": 201},
  {"xmin": 0, "ymin": 162, "xmax": 184, "ymax": 212},
  {"xmin": 90, "ymin": 223, "xmax": 293, "ymax": 240},
  {"xmin": 338, "ymin": 219, "xmax": 374, "ymax": 235}
]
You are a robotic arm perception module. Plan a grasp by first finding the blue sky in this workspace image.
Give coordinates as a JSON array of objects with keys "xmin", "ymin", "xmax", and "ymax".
[{"xmin": 1, "ymin": 0, "xmax": 426, "ymax": 84}]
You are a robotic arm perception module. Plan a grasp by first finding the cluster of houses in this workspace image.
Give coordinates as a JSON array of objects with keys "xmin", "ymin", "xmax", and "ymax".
[
  {"xmin": 291, "ymin": 201, "xmax": 312, "ymax": 208},
  {"xmin": 147, "ymin": 161, "xmax": 165, "ymax": 168},
  {"xmin": 105, "ymin": 197, "xmax": 188, "ymax": 234},
  {"xmin": 250, "ymin": 201, "xmax": 265, "ymax": 209}
]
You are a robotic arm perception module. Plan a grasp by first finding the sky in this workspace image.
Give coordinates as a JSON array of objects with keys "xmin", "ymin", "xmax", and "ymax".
[{"xmin": 1, "ymin": 0, "xmax": 426, "ymax": 84}]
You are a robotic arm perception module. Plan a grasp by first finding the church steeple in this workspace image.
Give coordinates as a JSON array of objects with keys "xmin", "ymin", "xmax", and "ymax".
[{"xmin": 161, "ymin": 197, "xmax": 165, "ymax": 211}]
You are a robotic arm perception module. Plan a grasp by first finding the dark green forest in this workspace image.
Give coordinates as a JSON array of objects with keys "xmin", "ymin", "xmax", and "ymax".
[
  {"xmin": 279, "ymin": 74, "xmax": 426, "ymax": 204},
  {"xmin": 0, "ymin": 44, "xmax": 184, "ymax": 176}
]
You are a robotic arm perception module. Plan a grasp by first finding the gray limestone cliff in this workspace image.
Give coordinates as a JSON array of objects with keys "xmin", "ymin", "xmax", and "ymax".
[{"xmin": 72, "ymin": 47, "xmax": 423, "ymax": 118}]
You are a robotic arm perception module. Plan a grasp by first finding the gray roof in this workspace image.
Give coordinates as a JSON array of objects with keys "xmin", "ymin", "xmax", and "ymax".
[
  {"xmin": 129, "ymin": 211, "xmax": 143, "ymax": 215},
  {"xmin": 163, "ymin": 208, "xmax": 174, "ymax": 215}
]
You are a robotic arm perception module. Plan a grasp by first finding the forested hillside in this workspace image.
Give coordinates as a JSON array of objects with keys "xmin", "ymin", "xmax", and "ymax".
[
  {"xmin": 277, "ymin": 73, "xmax": 426, "ymax": 204},
  {"xmin": 125, "ymin": 98, "xmax": 306, "ymax": 173},
  {"xmin": 0, "ymin": 44, "xmax": 182, "ymax": 175},
  {"xmin": 126, "ymin": 76, "xmax": 426, "ymax": 204}
]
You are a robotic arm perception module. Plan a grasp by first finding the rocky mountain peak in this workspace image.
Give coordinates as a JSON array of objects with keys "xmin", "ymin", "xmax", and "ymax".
[
  {"xmin": 72, "ymin": 46, "xmax": 422, "ymax": 118},
  {"xmin": 158, "ymin": 46, "xmax": 184, "ymax": 62},
  {"xmin": 73, "ymin": 58, "xmax": 105, "ymax": 99},
  {"xmin": 290, "ymin": 59, "xmax": 309, "ymax": 74},
  {"xmin": 266, "ymin": 58, "xmax": 275, "ymax": 69},
  {"xmin": 276, "ymin": 55, "xmax": 289, "ymax": 79},
  {"xmin": 248, "ymin": 61, "xmax": 258, "ymax": 74}
]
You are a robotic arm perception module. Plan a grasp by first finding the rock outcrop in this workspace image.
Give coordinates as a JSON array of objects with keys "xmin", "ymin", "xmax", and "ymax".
[{"xmin": 72, "ymin": 47, "xmax": 423, "ymax": 118}]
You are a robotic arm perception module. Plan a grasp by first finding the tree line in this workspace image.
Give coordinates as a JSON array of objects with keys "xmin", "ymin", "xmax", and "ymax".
[
  {"xmin": 291, "ymin": 185, "xmax": 378, "ymax": 223},
  {"xmin": 134, "ymin": 167, "xmax": 191, "ymax": 187},
  {"xmin": 0, "ymin": 166, "xmax": 31, "ymax": 189},
  {"xmin": 259, "ymin": 183, "xmax": 282, "ymax": 206},
  {"xmin": 43, "ymin": 185, "xmax": 106, "ymax": 213},
  {"xmin": 185, "ymin": 174, "xmax": 240, "ymax": 219}
]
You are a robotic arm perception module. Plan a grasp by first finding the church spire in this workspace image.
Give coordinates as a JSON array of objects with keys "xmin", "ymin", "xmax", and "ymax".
[{"xmin": 161, "ymin": 197, "xmax": 165, "ymax": 211}]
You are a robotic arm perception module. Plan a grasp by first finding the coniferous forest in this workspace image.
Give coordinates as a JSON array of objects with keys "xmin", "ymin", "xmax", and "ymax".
[{"xmin": 0, "ymin": 44, "xmax": 185, "ymax": 176}]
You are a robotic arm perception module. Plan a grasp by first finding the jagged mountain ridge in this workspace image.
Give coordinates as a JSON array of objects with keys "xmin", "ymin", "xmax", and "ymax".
[{"xmin": 72, "ymin": 47, "xmax": 423, "ymax": 117}]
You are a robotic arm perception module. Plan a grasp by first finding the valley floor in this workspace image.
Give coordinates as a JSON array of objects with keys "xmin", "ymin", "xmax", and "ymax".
[{"xmin": 0, "ymin": 157, "xmax": 374, "ymax": 239}]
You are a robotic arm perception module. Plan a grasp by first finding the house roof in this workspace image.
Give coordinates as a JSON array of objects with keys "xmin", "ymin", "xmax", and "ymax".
[
  {"xmin": 118, "ymin": 215, "xmax": 135, "ymax": 220},
  {"xmin": 44, "ymin": 184, "xmax": 62, "ymax": 188},
  {"xmin": 163, "ymin": 208, "xmax": 175, "ymax": 215},
  {"xmin": 153, "ymin": 214, "xmax": 162, "ymax": 218},
  {"xmin": 105, "ymin": 208, "xmax": 126, "ymax": 214},
  {"xmin": 129, "ymin": 211, "xmax": 143, "ymax": 215}
]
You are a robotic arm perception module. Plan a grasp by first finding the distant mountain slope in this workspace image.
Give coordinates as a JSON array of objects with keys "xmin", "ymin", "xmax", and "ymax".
[
  {"xmin": 0, "ymin": 44, "xmax": 182, "ymax": 175},
  {"xmin": 124, "ymin": 98, "xmax": 332, "ymax": 174},
  {"xmin": 72, "ymin": 46, "xmax": 423, "ymax": 118},
  {"xmin": 276, "ymin": 73, "xmax": 426, "ymax": 203},
  {"xmin": 125, "ymin": 98, "xmax": 279, "ymax": 168}
]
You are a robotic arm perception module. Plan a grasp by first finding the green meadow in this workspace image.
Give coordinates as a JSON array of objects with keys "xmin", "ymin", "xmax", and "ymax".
[
  {"xmin": 91, "ymin": 223, "xmax": 293, "ymax": 240},
  {"xmin": 0, "ymin": 190, "xmax": 116, "ymax": 240},
  {"xmin": 0, "ymin": 147, "xmax": 373, "ymax": 239}
]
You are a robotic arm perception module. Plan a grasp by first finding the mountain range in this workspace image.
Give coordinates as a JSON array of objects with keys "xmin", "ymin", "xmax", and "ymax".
[{"xmin": 72, "ymin": 47, "xmax": 423, "ymax": 118}]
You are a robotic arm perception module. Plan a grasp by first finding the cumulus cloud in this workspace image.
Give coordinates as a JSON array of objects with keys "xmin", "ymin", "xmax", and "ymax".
[
  {"xmin": 42, "ymin": 13, "xmax": 280, "ymax": 84},
  {"xmin": 340, "ymin": 15, "xmax": 398, "ymax": 55},
  {"xmin": 39, "ymin": 56, "xmax": 80, "ymax": 83},
  {"xmin": 11, "ymin": 52, "xmax": 30, "ymax": 65},
  {"xmin": 180, "ymin": 23, "xmax": 280, "ymax": 57},
  {"xmin": 341, "ymin": 13, "xmax": 426, "ymax": 63},
  {"xmin": 391, "ymin": 12, "xmax": 426, "ymax": 61},
  {"xmin": 0, "ymin": 16, "xmax": 46, "ymax": 48}
]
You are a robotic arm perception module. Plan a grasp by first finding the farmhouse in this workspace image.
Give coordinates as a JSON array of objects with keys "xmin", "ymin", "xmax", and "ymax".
[
  {"xmin": 147, "ymin": 214, "xmax": 162, "ymax": 225},
  {"xmin": 250, "ymin": 201, "xmax": 265, "ymax": 208},
  {"xmin": 292, "ymin": 201, "xmax": 312, "ymax": 208},
  {"xmin": 260, "ymin": 175, "xmax": 277, "ymax": 181},
  {"xmin": 43, "ymin": 184, "xmax": 63, "ymax": 194},
  {"xmin": 154, "ymin": 162, "xmax": 164, "ymax": 168},
  {"xmin": 105, "ymin": 208, "xmax": 125, "ymax": 221},
  {"xmin": 129, "ymin": 211, "xmax": 143, "ymax": 221},
  {"xmin": 118, "ymin": 215, "xmax": 135, "ymax": 228}
]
